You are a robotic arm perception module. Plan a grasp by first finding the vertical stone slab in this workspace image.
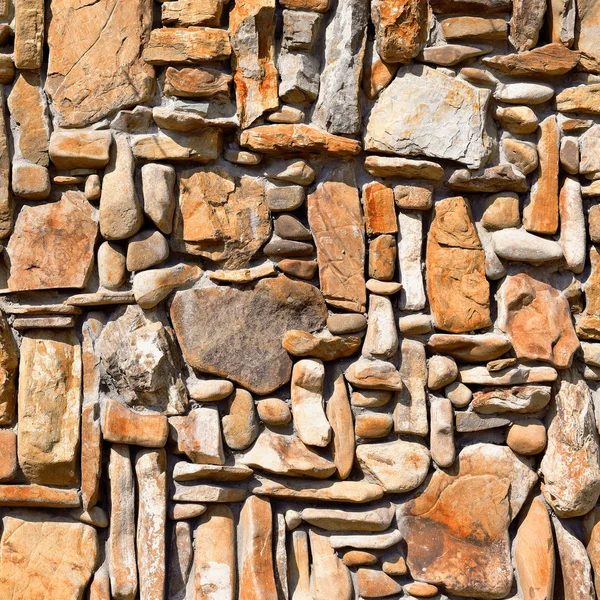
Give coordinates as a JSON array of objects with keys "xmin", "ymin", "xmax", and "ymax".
[
  {"xmin": 17, "ymin": 329, "xmax": 81, "ymax": 485},
  {"xmin": 168, "ymin": 521, "xmax": 193, "ymax": 600},
  {"xmin": 307, "ymin": 164, "xmax": 366, "ymax": 313},
  {"xmin": 0, "ymin": 90, "xmax": 12, "ymax": 239},
  {"xmin": 309, "ymin": 530, "xmax": 354, "ymax": 600},
  {"xmin": 397, "ymin": 211, "xmax": 425, "ymax": 310},
  {"xmin": 394, "ymin": 339, "xmax": 428, "ymax": 436},
  {"xmin": 576, "ymin": 0, "xmax": 600, "ymax": 69},
  {"xmin": 108, "ymin": 444, "xmax": 138, "ymax": 600},
  {"xmin": 326, "ymin": 368, "xmax": 355, "ymax": 480},
  {"xmin": 288, "ymin": 529, "xmax": 311, "ymax": 600},
  {"xmin": 194, "ymin": 505, "xmax": 236, "ymax": 600},
  {"xmin": 524, "ymin": 115, "xmax": 560, "ymax": 235},
  {"xmin": 313, "ymin": 0, "xmax": 369, "ymax": 135},
  {"xmin": 135, "ymin": 449, "xmax": 167, "ymax": 600},
  {"xmin": 14, "ymin": 0, "xmax": 44, "ymax": 69},
  {"xmin": 229, "ymin": 0, "xmax": 279, "ymax": 128},
  {"xmin": 0, "ymin": 308, "xmax": 17, "ymax": 426},
  {"xmin": 238, "ymin": 496, "xmax": 278, "ymax": 600}
]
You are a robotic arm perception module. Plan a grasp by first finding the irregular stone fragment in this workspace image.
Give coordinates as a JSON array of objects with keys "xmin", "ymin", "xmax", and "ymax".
[
  {"xmin": 162, "ymin": 0, "xmax": 224, "ymax": 26},
  {"xmin": 222, "ymin": 388, "xmax": 259, "ymax": 451},
  {"xmin": 241, "ymin": 124, "xmax": 361, "ymax": 157},
  {"xmin": 49, "ymin": 130, "xmax": 111, "ymax": 170},
  {"xmin": 556, "ymin": 84, "xmax": 600, "ymax": 114},
  {"xmin": 312, "ymin": 0, "xmax": 368, "ymax": 135},
  {"xmin": 238, "ymin": 496, "xmax": 278, "ymax": 600},
  {"xmin": 0, "ymin": 512, "xmax": 97, "ymax": 600},
  {"xmin": 308, "ymin": 165, "xmax": 366, "ymax": 313},
  {"xmin": 11, "ymin": 160, "xmax": 49, "ymax": 200},
  {"xmin": 46, "ymin": 0, "xmax": 154, "ymax": 127},
  {"xmin": 263, "ymin": 238, "xmax": 314, "ymax": 258},
  {"xmin": 559, "ymin": 176, "xmax": 586, "ymax": 273},
  {"xmin": 171, "ymin": 277, "xmax": 326, "ymax": 394},
  {"xmin": 7, "ymin": 192, "xmax": 97, "ymax": 291},
  {"xmin": 108, "ymin": 444, "xmax": 137, "ymax": 600},
  {"xmin": 100, "ymin": 134, "xmax": 143, "ymax": 241},
  {"xmin": 164, "ymin": 66, "xmax": 232, "ymax": 98},
  {"xmin": 274, "ymin": 215, "xmax": 312, "ymax": 241},
  {"xmin": 447, "ymin": 164, "xmax": 528, "ymax": 193},
  {"xmin": 430, "ymin": 0, "xmax": 511, "ymax": 11},
  {"xmin": 173, "ymin": 462, "xmax": 253, "ymax": 482},
  {"xmin": 18, "ymin": 330, "xmax": 81, "ymax": 485},
  {"xmin": 0, "ymin": 430, "xmax": 16, "ymax": 481},
  {"xmin": 0, "ymin": 312, "xmax": 17, "ymax": 427},
  {"xmin": 282, "ymin": 10, "xmax": 322, "ymax": 50},
  {"xmin": 283, "ymin": 331, "xmax": 360, "ymax": 361},
  {"xmin": 580, "ymin": 124, "xmax": 600, "ymax": 176},
  {"xmin": 173, "ymin": 482, "xmax": 247, "ymax": 503},
  {"xmin": 363, "ymin": 182, "xmax": 397, "ymax": 235},
  {"xmin": 309, "ymin": 531, "xmax": 354, "ymax": 600},
  {"xmin": 441, "ymin": 16, "xmax": 507, "ymax": 39},
  {"xmin": 328, "ymin": 529, "xmax": 402, "ymax": 550},
  {"xmin": 253, "ymin": 476, "xmax": 383, "ymax": 503},
  {"xmin": 278, "ymin": 50, "xmax": 320, "ymax": 104},
  {"xmin": 398, "ymin": 444, "xmax": 537, "ymax": 598},
  {"xmin": 365, "ymin": 66, "xmax": 491, "ymax": 169},
  {"xmin": 356, "ymin": 440, "xmax": 430, "ymax": 492},
  {"xmin": 578, "ymin": 247, "xmax": 600, "ymax": 339},
  {"xmin": 426, "ymin": 196, "xmax": 490, "ymax": 333},
  {"xmin": 170, "ymin": 406, "xmax": 224, "ymax": 464},
  {"xmin": 288, "ymin": 529, "xmax": 311, "ymax": 600},
  {"xmin": 303, "ymin": 505, "xmax": 393, "ymax": 532},
  {"xmin": 369, "ymin": 235, "xmax": 396, "ymax": 281},
  {"xmin": 229, "ymin": 0, "xmax": 278, "ymax": 128},
  {"xmin": 492, "ymin": 228, "xmax": 563, "ymax": 263},
  {"xmin": 103, "ymin": 399, "xmax": 169, "ymax": 448},
  {"xmin": 357, "ymin": 568, "xmax": 402, "ymax": 598},
  {"xmin": 143, "ymin": 27, "xmax": 230, "ymax": 64},
  {"xmin": 421, "ymin": 43, "xmax": 493, "ymax": 66},
  {"xmin": 540, "ymin": 375, "xmax": 600, "ymax": 517},
  {"xmin": 455, "ymin": 411, "xmax": 512, "ymax": 432},
  {"xmin": 430, "ymin": 395, "xmax": 455, "ymax": 468},
  {"xmin": 576, "ymin": 0, "xmax": 600, "ymax": 70},
  {"xmin": 502, "ymin": 138, "xmax": 538, "ymax": 175},
  {"xmin": 508, "ymin": 0, "xmax": 547, "ymax": 51},
  {"xmin": 497, "ymin": 273, "xmax": 579, "ymax": 368},
  {"xmin": 170, "ymin": 503, "xmax": 207, "ymax": 520},
  {"xmin": 135, "ymin": 449, "xmax": 166, "ymax": 600},
  {"xmin": 141, "ymin": 163, "xmax": 175, "ymax": 234},
  {"xmin": 132, "ymin": 130, "xmax": 222, "ymax": 162},
  {"xmin": 241, "ymin": 429, "xmax": 335, "ymax": 477},
  {"xmin": 472, "ymin": 386, "xmax": 551, "ymax": 413},
  {"xmin": 133, "ymin": 264, "xmax": 202, "ymax": 310},
  {"xmin": 395, "ymin": 339, "xmax": 427, "ymax": 436},
  {"xmin": 548, "ymin": 0, "xmax": 576, "ymax": 45},
  {"xmin": 346, "ymin": 357, "xmax": 403, "ymax": 391},
  {"xmin": 427, "ymin": 333, "xmax": 511, "ymax": 362},
  {"xmin": 266, "ymin": 185, "xmax": 305, "ymax": 212},
  {"xmin": 460, "ymin": 364, "xmax": 558, "ymax": 385},
  {"xmin": 194, "ymin": 505, "xmax": 236, "ymax": 600},
  {"xmin": 482, "ymin": 192, "xmax": 521, "ymax": 230},
  {"xmin": 486, "ymin": 44, "xmax": 578, "ymax": 76}
]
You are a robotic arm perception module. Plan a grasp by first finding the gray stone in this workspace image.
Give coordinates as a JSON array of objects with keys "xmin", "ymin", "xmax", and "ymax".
[{"xmin": 278, "ymin": 50, "xmax": 320, "ymax": 104}]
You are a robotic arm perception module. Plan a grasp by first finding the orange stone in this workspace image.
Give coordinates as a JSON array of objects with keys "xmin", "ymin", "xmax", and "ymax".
[{"xmin": 363, "ymin": 182, "xmax": 398, "ymax": 235}]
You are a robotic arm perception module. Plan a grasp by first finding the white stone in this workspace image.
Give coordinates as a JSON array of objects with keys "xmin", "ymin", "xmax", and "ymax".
[
  {"xmin": 559, "ymin": 176, "xmax": 586, "ymax": 273},
  {"xmin": 397, "ymin": 211, "xmax": 426, "ymax": 311},
  {"xmin": 362, "ymin": 295, "xmax": 398, "ymax": 360}
]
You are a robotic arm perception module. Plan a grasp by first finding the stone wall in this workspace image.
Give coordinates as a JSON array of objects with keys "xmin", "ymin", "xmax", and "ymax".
[{"xmin": 0, "ymin": 0, "xmax": 597, "ymax": 597}]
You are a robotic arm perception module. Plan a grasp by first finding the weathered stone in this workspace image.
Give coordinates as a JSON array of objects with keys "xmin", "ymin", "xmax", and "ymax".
[
  {"xmin": 164, "ymin": 66, "xmax": 232, "ymax": 98},
  {"xmin": 100, "ymin": 134, "xmax": 143, "ymax": 241},
  {"xmin": 356, "ymin": 440, "xmax": 430, "ymax": 492},
  {"xmin": 369, "ymin": 235, "xmax": 396, "ymax": 281},
  {"xmin": 482, "ymin": 192, "xmax": 521, "ymax": 230},
  {"xmin": 108, "ymin": 444, "xmax": 137, "ymax": 600},
  {"xmin": 394, "ymin": 183, "xmax": 433, "ymax": 211},
  {"xmin": 170, "ymin": 502, "xmax": 207, "ymax": 520},
  {"xmin": 428, "ymin": 355, "xmax": 458, "ymax": 390},
  {"xmin": 344, "ymin": 550, "xmax": 377, "ymax": 567},
  {"xmin": 18, "ymin": 330, "xmax": 81, "ymax": 485},
  {"xmin": 355, "ymin": 413, "xmax": 393, "ymax": 438},
  {"xmin": 135, "ymin": 449, "xmax": 166, "ymax": 600},
  {"xmin": 328, "ymin": 529, "xmax": 402, "ymax": 550},
  {"xmin": 430, "ymin": 395, "xmax": 455, "ymax": 468},
  {"xmin": 441, "ymin": 16, "xmax": 507, "ymax": 39},
  {"xmin": 312, "ymin": 0, "xmax": 368, "ymax": 135},
  {"xmin": 426, "ymin": 196, "xmax": 490, "ymax": 333},
  {"xmin": 357, "ymin": 569, "xmax": 402, "ymax": 598},
  {"xmin": 85, "ymin": 174, "xmax": 101, "ymax": 201},
  {"xmin": 162, "ymin": 0, "xmax": 224, "ymax": 26},
  {"xmin": 282, "ymin": 10, "xmax": 322, "ymax": 50},
  {"xmin": 175, "ymin": 168, "xmax": 270, "ymax": 269},
  {"xmin": 14, "ymin": 0, "xmax": 44, "ymax": 69},
  {"xmin": 167, "ymin": 522, "xmax": 193, "ymax": 600},
  {"xmin": 229, "ymin": 0, "xmax": 278, "ymax": 128},
  {"xmin": 486, "ymin": 44, "xmax": 578, "ymax": 77},
  {"xmin": 98, "ymin": 242, "xmax": 127, "ymax": 291},
  {"xmin": 362, "ymin": 295, "xmax": 397, "ymax": 360},
  {"xmin": 576, "ymin": 0, "xmax": 600, "ymax": 70},
  {"xmin": 133, "ymin": 264, "xmax": 202, "ymax": 310},
  {"xmin": 495, "ymin": 105, "xmax": 539, "ymax": 134},
  {"xmin": 497, "ymin": 273, "xmax": 579, "ymax": 368},
  {"xmin": 559, "ymin": 176, "xmax": 585, "ymax": 273},
  {"xmin": 278, "ymin": 50, "xmax": 320, "ymax": 104},
  {"xmin": 366, "ymin": 66, "xmax": 491, "ymax": 169},
  {"xmin": 0, "ymin": 311, "xmax": 18, "ymax": 427},
  {"xmin": 447, "ymin": 164, "xmax": 528, "ymax": 193},
  {"xmin": 46, "ymin": 0, "xmax": 154, "ymax": 127},
  {"xmin": 394, "ymin": 339, "xmax": 428, "ymax": 436},
  {"xmin": 302, "ymin": 505, "xmax": 393, "ymax": 532},
  {"xmin": 288, "ymin": 530, "xmax": 312, "ymax": 600},
  {"xmin": 580, "ymin": 124, "xmax": 600, "ymax": 176},
  {"xmin": 11, "ymin": 160, "xmax": 49, "ymax": 200},
  {"xmin": 274, "ymin": 215, "xmax": 312, "ymax": 241},
  {"xmin": 309, "ymin": 531, "xmax": 353, "ymax": 600},
  {"xmin": 507, "ymin": 418, "xmax": 547, "ymax": 455},
  {"xmin": 103, "ymin": 399, "xmax": 169, "ymax": 448},
  {"xmin": 365, "ymin": 155, "xmax": 444, "ymax": 180},
  {"xmin": 398, "ymin": 444, "xmax": 537, "ymax": 598},
  {"xmin": 143, "ymin": 27, "xmax": 230, "ymax": 64},
  {"xmin": 96, "ymin": 305, "xmax": 187, "ymax": 415},
  {"xmin": 541, "ymin": 375, "xmax": 600, "ymax": 517},
  {"xmin": 455, "ymin": 411, "xmax": 512, "ymax": 432},
  {"xmin": 283, "ymin": 330, "xmax": 360, "ymax": 360},
  {"xmin": 132, "ymin": 130, "xmax": 222, "ymax": 162},
  {"xmin": 194, "ymin": 505, "xmax": 236, "ymax": 600},
  {"xmin": 503, "ymin": 138, "xmax": 538, "ymax": 175},
  {"xmin": 327, "ymin": 313, "xmax": 367, "ymax": 334},
  {"xmin": 170, "ymin": 406, "xmax": 224, "ymax": 464},
  {"xmin": 0, "ymin": 512, "xmax": 97, "ymax": 600},
  {"xmin": 126, "ymin": 230, "xmax": 169, "ymax": 272},
  {"xmin": 263, "ymin": 238, "xmax": 314, "ymax": 258},
  {"xmin": 578, "ymin": 247, "xmax": 600, "ymax": 339},
  {"xmin": 242, "ymin": 429, "xmax": 334, "ymax": 478},
  {"xmin": 257, "ymin": 398, "xmax": 291, "ymax": 426},
  {"xmin": 171, "ymin": 277, "xmax": 326, "ymax": 395},
  {"xmin": 398, "ymin": 210, "xmax": 426, "ymax": 311},
  {"xmin": 556, "ymin": 84, "xmax": 600, "ymax": 114},
  {"xmin": 173, "ymin": 462, "xmax": 253, "ymax": 482},
  {"xmin": 141, "ymin": 163, "xmax": 175, "ymax": 234},
  {"xmin": 266, "ymin": 185, "xmax": 305, "ymax": 212},
  {"xmin": 240, "ymin": 124, "xmax": 361, "ymax": 157},
  {"xmin": 173, "ymin": 482, "xmax": 248, "ymax": 503},
  {"xmin": 7, "ymin": 191, "xmax": 97, "ymax": 291},
  {"xmin": 346, "ymin": 357, "xmax": 403, "ymax": 391},
  {"xmin": 427, "ymin": 333, "xmax": 511, "ymax": 362},
  {"xmin": 0, "ymin": 430, "xmax": 16, "ymax": 481},
  {"xmin": 49, "ymin": 131, "xmax": 111, "ymax": 170},
  {"xmin": 222, "ymin": 388, "xmax": 259, "ymax": 451},
  {"xmin": 363, "ymin": 182, "xmax": 397, "ymax": 235},
  {"xmin": 398, "ymin": 313, "xmax": 433, "ymax": 335},
  {"xmin": 325, "ymin": 369, "xmax": 354, "ymax": 480},
  {"xmin": 472, "ymin": 386, "xmax": 551, "ymax": 414},
  {"xmin": 492, "ymin": 228, "xmax": 563, "ymax": 263},
  {"xmin": 308, "ymin": 165, "xmax": 366, "ymax": 313},
  {"xmin": 421, "ymin": 43, "xmax": 493, "ymax": 66},
  {"xmin": 210, "ymin": 263, "xmax": 276, "ymax": 283},
  {"xmin": 494, "ymin": 81, "xmax": 554, "ymax": 104}
]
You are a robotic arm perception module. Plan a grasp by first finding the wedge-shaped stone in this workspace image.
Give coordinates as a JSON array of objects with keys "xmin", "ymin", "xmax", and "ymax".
[
  {"xmin": 302, "ymin": 504, "xmax": 394, "ymax": 532},
  {"xmin": 194, "ymin": 505, "xmax": 236, "ymax": 600},
  {"xmin": 18, "ymin": 330, "xmax": 81, "ymax": 486},
  {"xmin": 472, "ymin": 386, "xmax": 551, "ymax": 413},
  {"xmin": 426, "ymin": 196, "xmax": 490, "ymax": 333},
  {"xmin": 541, "ymin": 375, "xmax": 600, "ymax": 517},
  {"xmin": 103, "ymin": 398, "xmax": 169, "ymax": 448},
  {"xmin": 309, "ymin": 531, "xmax": 354, "ymax": 600},
  {"xmin": 240, "ymin": 124, "xmax": 361, "ymax": 157},
  {"xmin": 242, "ymin": 429, "xmax": 335, "ymax": 478},
  {"xmin": 0, "ymin": 512, "xmax": 97, "ymax": 600},
  {"xmin": 326, "ymin": 368, "xmax": 355, "ymax": 480},
  {"xmin": 398, "ymin": 444, "xmax": 537, "ymax": 598},
  {"xmin": 307, "ymin": 164, "xmax": 366, "ymax": 313},
  {"xmin": 497, "ymin": 273, "xmax": 579, "ymax": 368},
  {"xmin": 253, "ymin": 476, "xmax": 383, "ymax": 503},
  {"xmin": 357, "ymin": 569, "xmax": 402, "ymax": 597},
  {"xmin": 171, "ymin": 277, "xmax": 326, "ymax": 395},
  {"xmin": 427, "ymin": 333, "xmax": 511, "ymax": 362},
  {"xmin": 133, "ymin": 264, "xmax": 202, "ymax": 310},
  {"xmin": 7, "ymin": 191, "xmax": 97, "ymax": 291},
  {"xmin": 484, "ymin": 43, "xmax": 579, "ymax": 76},
  {"xmin": 356, "ymin": 440, "xmax": 430, "ymax": 493},
  {"xmin": 365, "ymin": 66, "xmax": 491, "ymax": 169},
  {"xmin": 447, "ymin": 164, "xmax": 528, "ymax": 192},
  {"xmin": 46, "ymin": 0, "xmax": 154, "ymax": 127},
  {"xmin": 238, "ymin": 497, "xmax": 278, "ymax": 600},
  {"xmin": 143, "ymin": 27, "xmax": 231, "ymax": 64},
  {"xmin": 230, "ymin": 0, "xmax": 278, "ymax": 128}
]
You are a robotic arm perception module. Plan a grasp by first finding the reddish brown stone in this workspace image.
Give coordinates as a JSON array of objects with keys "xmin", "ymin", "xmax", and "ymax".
[
  {"xmin": 363, "ymin": 182, "xmax": 398, "ymax": 235},
  {"xmin": 369, "ymin": 235, "xmax": 396, "ymax": 281},
  {"xmin": 103, "ymin": 399, "xmax": 169, "ymax": 448}
]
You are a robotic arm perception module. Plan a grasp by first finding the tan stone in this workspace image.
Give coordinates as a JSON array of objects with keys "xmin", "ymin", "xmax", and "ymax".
[
  {"xmin": 326, "ymin": 369, "xmax": 354, "ymax": 480},
  {"xmin": 343, "ymin": 550, "xmax": 377, "ymax": 567},
  {"xmin": 365, "ymin": 155, "xmax": 444, "ymax": 180},
  {"xmin": 194, "ymin": 505, "xmax": 236, "ymax": 600},
  {"xmin": 427, "ymin": 333, "xmax": 511, "ymax": 362},
  {"xmin": 49, "ymin": 130, "xmax": 112, "ymax": 169},
  {"xmin": 363, "ymin": 43, "xmax": 398, "ymax": 100},
  {"xmin": 256, "ymin": 398, "xmax": 291, "ymax": 426},
  {"xmin": 355, "ymin": 413, "xmax": 393, "ymax": 438},
  {"xmin": 240, "ymin": 124, "xmax": 361, "ymax": 157},
  {"xmin": 222, "ymin": 388, "xmax": 259, "ymax": 451},
  {"xmin": 371, "ymin": 0, "xmax": 426, "ymax": 63},
  {"xmin": 17, "ymin": 330, "xmax": 81, "ymax": 486},
  {"xmin": 585, "ymin": 507, "xmax": 600, "ymax": 595},
  {"xmin": 485, "ymin": 44, "xmax": 579, "ymax": 76},
  {"xmin": 0, "ymin": 90, "xmax": 12, "ymax": 239},
  {"xmin": 133, "ymin": 263, "xmax": 202, "ymax": 309},
  {"xmin": 11, "ymin": 161, "xmax": 50, "ymax": 200},
  {"xmin": 556, "ymin": 84, "xmax": 600, "ymax": 114},
  {"xmin": 441, "ymin": 16, "xmax": 507, "ymax": 39},
  {"xmin": 132, "ymin": 130, "xmax": 222, "ymax": 162},
  {"xmin": 98, "ymin": 242, "xmax": 127, "ymax": 291},
  {"xmin": 422, "ymin": 43, "xmax": 493, "ymax": 66},
  {"xmin": 230, "ymin": 0, "xmax": 278, "ymax": 128},
  {"xmin": 426, "ymin": 196, "xmax": 490, "ymax": 333},
  {"xmin": 0, "ymin": 430, "xmax": 16, "ymax": 481},
  {"xmin": 14, "ymin": 0, "xmax": 44, "ymax": 69},
  {"xmin": 308, "ymin": 165, "xmax": 366, "ymax": 313},
  {"xmin": 46, "ymin": 0, "xmax": 154, "ymax": 127},
  {"xmin": 126, "ymin": 230, "xmax": 169, "ymax": 272},
  {"xmin": 162, "ymin": 0, "xmax": 224, "ymax": 26},
  {"xmin": 173, "ymin": 462, "xmax": 252, "ymax": 482},
  {"xmin": 282, "ymin": 330, "xmax": 360, "ymax": 361},
  {"xmin": 495, "ymin": 105, "xmax": 539, "ymax": 134},
  {"xmin": 398, "ymin": 444, "xmax": 537, "ymax": 598},
  {"xmin": 357, "ymin": 568, "xmax": 402, "ymax": 598},
  {"xmin": 172, "ymin": 482, "xmax": 247, "ymax": 503},
  {"xmin": 369, "ymin": 235, "xmax": 396, "ymax": 281},
  {"xmin": 309, "ymin": 531, "xmax": 353, "ymax": 600},
  {"xmin": 143, "ymin": 27, "xmax": 231, "ymax": 64},
  {"xmin": 497, "ymin": 273, "xmax": 579, "ymax": 368},
  {"xmin": 472, "ymin": 385, "xmax": 550, "ymax": 413},
  {"xmin": 170, "ymin": 406, "xmax": 224, "ymax": 464},
  {"xmin": 135, "ymin": 449, "xmax": 166, "ymax": 600},
  {"xmin": 167, "ymin": 521, "xmax": 192, "ymax": 599},
  {"xmin": 164, "ymin": 66, "xmax": 232, "ymax": 98},
  {"xmin": 103, "ymin": 398, "xmax": 169, "ymax": 448},
  {"xmin": 382, "ymin": 554, "xmax": 407, "ymax": 576},
  {"xmin": 175, "ymin": 168, "xmax": 270, "ymax": 269},
  {"xmin": 577, "ymin": 246, "xmax": 600, "ymax": 339},
  {"xmin": 576, "ymin": 0, "xmax": 600, "ymax": 70},
  {"xmin": 0, "ymin": 312, "xmax": 17, "ymax": 427},
  {"xmin": 481, "ymin": 192, "xmax": 520, "ymax": 230},
  {"xmin": 108, "ymin": 444, "xmax": 137, "ymax": 600},
  {"xmin": 507, "ymin": 418, "xmax": 547, "ymax": 455},
  {"xmin": 0, "ymin": 512, "xmax": 97, "ymax": 600}
]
